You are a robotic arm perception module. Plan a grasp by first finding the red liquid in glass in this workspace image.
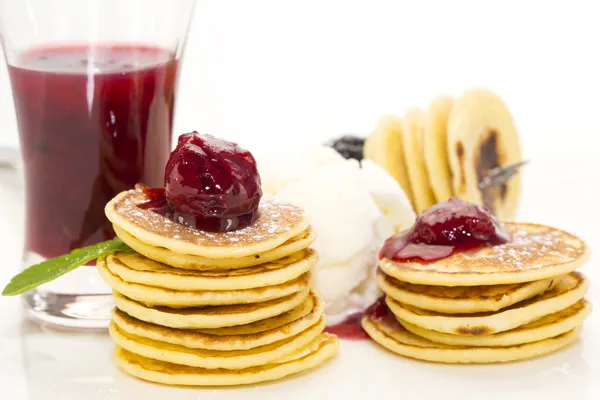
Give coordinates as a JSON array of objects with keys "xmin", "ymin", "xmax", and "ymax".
[{"xmin": 8, "ymin": 45, "xmax": 179, "ymax": 259}]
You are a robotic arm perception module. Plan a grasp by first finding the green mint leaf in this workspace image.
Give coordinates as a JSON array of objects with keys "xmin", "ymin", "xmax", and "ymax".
[{"xmin": 2, "ymin": 238, "xmax": 131, "ymax": 296}]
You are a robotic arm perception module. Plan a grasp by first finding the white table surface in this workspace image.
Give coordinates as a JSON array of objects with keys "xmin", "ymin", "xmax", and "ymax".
[{"xmin": 0, "ymin": 147, "xmax": 599, "ymax": 400}]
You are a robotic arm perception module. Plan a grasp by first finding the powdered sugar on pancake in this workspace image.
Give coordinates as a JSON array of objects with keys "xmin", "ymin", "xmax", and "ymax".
[
  {"xmin": 110, "ymin": 190, "xmax": 307, "ymax": 250},
  {"xmin": 488, "ymin": 227, "xmax": 584, "ymax": 270}
]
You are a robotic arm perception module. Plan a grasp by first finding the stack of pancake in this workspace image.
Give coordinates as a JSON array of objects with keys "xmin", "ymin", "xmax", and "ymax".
[
  {"xmin": 99, "ymin": 189, "xmax": 339, "ymax": 386},
  {"xmin": 362, "ymin": 222, "xmax": 592, "ymax": 363},
  {"xmin": 364, "ymin": 88, "xmax": 521, "ymax": 220}
]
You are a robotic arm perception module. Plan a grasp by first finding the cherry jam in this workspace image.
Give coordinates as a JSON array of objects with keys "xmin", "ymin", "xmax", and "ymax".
[
  {"xmin": 325, "ymin": 312, "xmax": 370, "ymax": 340},
  {"xmin": 138, "ymin": 133, "xmax": 262, "ymax": 233},
  {"xmin": 380, "ymin": 197, "xmax": 510, "ymax": 263},
  {"xmin": 325, "ymin": 296, "xmax": 396, "ymax": 340}
]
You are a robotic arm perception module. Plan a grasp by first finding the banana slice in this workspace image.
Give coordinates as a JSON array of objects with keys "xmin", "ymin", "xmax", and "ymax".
[
  {"xmin": 423, "ymin": 96, "xmax": 454, "ymax": 203},
  {"xmin": 362, "ymin": 125, "xmax": 379, "ymax": 162},
  {"xmin": 447, "ymin": 89, "xmax": 522, "ymax": 219},
  {"xmin": 401, "ymin": 108, "xmax": 436, "ymax": 214},
  {"xmin": 364, "ymin": 115, "xmax": 413, "ymax": 204}
]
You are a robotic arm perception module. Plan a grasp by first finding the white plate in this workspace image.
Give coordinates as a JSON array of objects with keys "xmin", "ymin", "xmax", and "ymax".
[{"xmin": 0, "ymin": 152, "xmax": 599, "ymax": 400}]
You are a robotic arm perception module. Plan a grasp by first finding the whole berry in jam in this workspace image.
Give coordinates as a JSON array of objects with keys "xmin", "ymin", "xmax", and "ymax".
[
  {"xmin": 380, "ymin": 197, "xmax": 510, "ymax": 262},
  {"xmin": 164, "ymin": 132, "xmax": 262, "ymax": 232}
]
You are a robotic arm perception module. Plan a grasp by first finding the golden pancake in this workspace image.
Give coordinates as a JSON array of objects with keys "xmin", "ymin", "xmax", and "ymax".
[
  {"xmin": 195, "ymin": 291, "xmax": 322, "ymax": 336},
  {"xmin": 386, "ymin": 272, "xmax": 588, "ymax": 335},
  {"xmin": 111, "ymin": 292, "xmax": 324, "ymax": 350},
  {"xmin": 105, "ymin": 189, "xmax": 309, "ymax": 259},
  {"xmin": 399, "ymin": 299, "xmax": 591, "ymax": 347},
  {"xmin": 364, "ymin": 115, "xmax": 413, "ymax": 204},
  {"xmin": 362, "ymin": 314, "xmax": 579, "ymax": 364},
  {"xmin": 114, "ymin": 333, "xmax": 339, "ymax": 386},
  {"xmin": 114, "ymin": 224, "xmax": 317, "ymax": 270},
  {"xmin": 113, "ymin": 289, "xmax": 309, "ymax": 329},
  {"xmin": 109, "ymin": 316, "xmax": 326, "ymax": 369},
  {"xmin": 377, "ymin": 270, "xmax": 558, "ymax": 313},
  {"xmin": 423, "ymin": 96, "xmax": 454, "ymax": 202},
  {"xmin": 380, "ymin": 223, "xmax": 589, "ymax": 286},
  {"xmin": 446, "ymin": 88, "xmax": 522, "ymax": 220},
  {"xmin": 106, "ymin": 249, "xmax": 316, "ymax": 291},
  {"xmin": 401, "ymin": 108, "xmax": 436, "ymax": 214},
  {"xmin": 98, "ymin": 257, "xmax": 309, "ymax": 308}
]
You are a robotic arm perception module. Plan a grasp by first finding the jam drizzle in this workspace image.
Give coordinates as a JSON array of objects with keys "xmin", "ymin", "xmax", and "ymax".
[
  {"xmin": 325, "ymin": 312, "xmax": 370, "ymax": 340},
  {"xmin": 325, "ymin": 296, "xmax": 397, "ymax": 341}
]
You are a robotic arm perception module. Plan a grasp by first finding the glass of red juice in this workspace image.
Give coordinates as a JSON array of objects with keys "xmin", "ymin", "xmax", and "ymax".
[{"xmin": 0, "ymin": 0, "xmax": 196, "ymax": 328}]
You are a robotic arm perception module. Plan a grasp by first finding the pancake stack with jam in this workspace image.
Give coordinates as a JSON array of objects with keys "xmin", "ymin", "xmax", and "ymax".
[
  {"xmin": 362, "ymin": 197, "xmax": 592, "ymax": 363},
  {"xmin": 99, "ymin": 133, "xmax": 338, "ymax": 386}
]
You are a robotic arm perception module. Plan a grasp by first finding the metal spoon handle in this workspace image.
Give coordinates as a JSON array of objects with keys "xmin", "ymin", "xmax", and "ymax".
[{"xmin": 478, "ymin": 160, "xmax": 528, "ymax": 190}]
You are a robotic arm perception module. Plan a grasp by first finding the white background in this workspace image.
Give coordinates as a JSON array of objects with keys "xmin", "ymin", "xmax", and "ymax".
[
  {"xmin": 1, "ymin": 0, "xmax": 600, "ymax": 158},
  {"xmin": 1, "ymin": 1, "xmax": 600, "ymax": 399}
]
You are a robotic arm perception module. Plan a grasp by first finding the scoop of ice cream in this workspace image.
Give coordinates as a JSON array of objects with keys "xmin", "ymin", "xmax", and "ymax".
[
  {"xmin": 257, "ymin": 145, "xmax": 345, "ymax": 194},
  {"xmin": 256, "ymin": 146, "xmax": 416, "ymax": 325}
]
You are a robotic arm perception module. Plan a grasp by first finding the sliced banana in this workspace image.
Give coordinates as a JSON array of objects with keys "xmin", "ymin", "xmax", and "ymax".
[
  {"xmin": 364, "ymin": 115, "xmax": 413, "ymax": 204},
  {"xmin": 423, "ymin": 96, "xmax": 454, "ymax": 203},
  {"xmin": 401, "ymin": 108, "xmax": 436, "ymax": 214},
  {"xmin": 447, "ymin": 89, "xmax": 522, "ymax": 219},
  {"xmin": 363, "ymin": 125, "xmax": 379, "ymax": 162}
]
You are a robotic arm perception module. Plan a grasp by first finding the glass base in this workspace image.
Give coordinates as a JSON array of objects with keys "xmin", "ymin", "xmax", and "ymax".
[
  {"xmin": 23, "ymin": 252, "xmax": 113, "ymax": 329},
  {"xmin": 25, "ymin": 291, "xmax": 113, "ymax": 329}
]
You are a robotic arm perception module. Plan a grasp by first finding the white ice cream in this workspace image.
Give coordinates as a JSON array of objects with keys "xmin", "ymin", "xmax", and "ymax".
[{"xmin": 256, "ymin": 146, "xmax": 416, "ymax": 325}]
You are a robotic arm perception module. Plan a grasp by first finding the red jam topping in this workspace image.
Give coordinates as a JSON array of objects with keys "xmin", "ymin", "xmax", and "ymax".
[
  {"xmin": 325, "ymin": 296, "xmax": 396, "ymax": 340},
  {"xmin": 325, "ymin": 312, "xmax": 370, "ymax": 340},
  {"xmin": 136, "ymin": 185, "xmax": 169, "ymax": 212},
  {"xmin": 379, "ymin": 197, "xmax": 510, "ymax": 262},
  {"xmin": 138, "ymin": 133, "xmax": 262, "ymax": 232},
  {"xmin": 364, "ymin": 296, "xmax": 397, "ymax": 326}
]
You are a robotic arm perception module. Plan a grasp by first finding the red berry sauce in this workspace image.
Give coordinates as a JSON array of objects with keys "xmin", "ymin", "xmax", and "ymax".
[
  {"xmin": 325, "ymin": 296, "xmax": 397, "ymax": 340},
  {"xmin": 325, "ymin": 312, "xmax": 370, "ymax": 340},
  {"xmin": 138, "ymin": 133, "xmax": 262, "ymax": 232},
  {"xmin": 364, "ymin": 296, "xmax": 396, "ymax": 324},
  {"xmin": 380, "ymin": 197, "xmax": 510, "ymax": 263}
]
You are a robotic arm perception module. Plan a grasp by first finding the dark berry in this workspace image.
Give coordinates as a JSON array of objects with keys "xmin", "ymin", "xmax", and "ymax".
[
  {"xmin": 380, "ymin": 197, "xmax": 510, "ymax": 262},
  {"xmin": 164, "ymin": 132, "xmax": 262, "ymax": 232},
  {"xmin": 328, "ymin": 135, "xmax": 365, "ymax": 161},
  {"xmin": 409, "ymin": 197, "xmax": 510, "ymax": 246}
]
